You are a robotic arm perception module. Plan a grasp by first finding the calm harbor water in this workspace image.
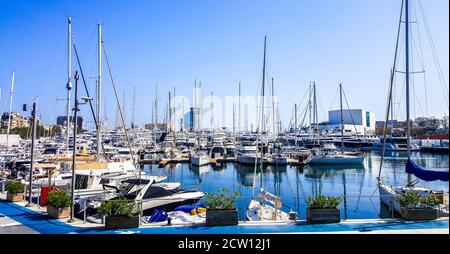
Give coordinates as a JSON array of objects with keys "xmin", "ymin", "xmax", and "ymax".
[{"xmin": 143, "ymin": 151, "xmax": 449, "ymax": 220}]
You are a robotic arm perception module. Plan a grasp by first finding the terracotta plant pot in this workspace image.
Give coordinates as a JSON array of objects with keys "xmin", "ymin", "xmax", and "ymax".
[
  {"xmin": 47, "ymin": 205, "xmax": 70, "ymax": 219},
  {"xmin": 400, "ymin": 207, "xmax": 438, "ymax": 221},
  {"xmin": 206, "ymin": 209, "xmax": 238, "ymax": 226},
  {"xmin": 6, "ymin": 192, "xmax": 24, "ymax": 202},
  {"xmin": 306, "ymin": 208, "xmax": 341, "ymax": 224},
  {"xmin": 105, "ymin": 215, "xmax": 140, "ymax": 229}
]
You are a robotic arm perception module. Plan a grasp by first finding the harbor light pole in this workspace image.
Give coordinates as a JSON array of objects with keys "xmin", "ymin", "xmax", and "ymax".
[
  {"xmin": 69, "ymin": 71, "xmax": 92, "ymax": 223},
  {"xmin": 26, "ymin": 99, "xmax": 37, "ymax": 207}
]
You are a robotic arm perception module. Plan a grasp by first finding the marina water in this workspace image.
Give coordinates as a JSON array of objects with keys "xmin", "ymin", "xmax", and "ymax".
[{"xmin": 144, "ymin": 151, "xmax": 449, "ymax": 220}]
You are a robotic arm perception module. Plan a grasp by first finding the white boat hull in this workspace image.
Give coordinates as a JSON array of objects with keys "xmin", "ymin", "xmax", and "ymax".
[
  {"xmin": 191, "ymin": 155, "xmax": 210, "ymax": 166},
  {"xmin": 246, "ymin": 199, "xmax": 290, "ymax": 222}
]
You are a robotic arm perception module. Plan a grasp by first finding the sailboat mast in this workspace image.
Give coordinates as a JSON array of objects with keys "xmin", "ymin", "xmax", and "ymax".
[
  {"xmin": 132, "ymin": 85, "xmax": 136, "ymax": 129},
  {"xmin": 261, "ymin": 36, "xmax": 267, "ymax": 134},
  {"xmin": 308, "ymin": 82, "xmax": 312, "ymax": 135},
  {"xmin": 66, "ymin": 17, "xmax": 72, "ymax": 154},
  {"xmin": 210, "ymin": 91, "xmax": 214, "ymax": 130},
  {"xmin": 271, "ymin": 78, "xmax": 276, "ymax": 135},
  {"xmin": 340, "ymin": 83, "xmax": 344, "ymax": 148},
  {"xmin": 405, "ymin": 0, "xmax": 412, "ymax": 185},
  {"xmin": 238, "ymin": 82, "xmax": 241, "ymax": 133},
  {"xmin": 155, "ymin": 84, "xmax": 158, "ymax": 127},
  {"xmin": 313, "ymin": 82, "xmax": 317, "ymax": 144},
  {"xmin": 5, "ymin": 71, "xmax": 15, "ymax": 151},
  {"xmin": 294, "ymin": 104, "xmax": 297, "ymax": 132},
  {"xmin": 96, "ymin": 23, "xmax": 102, "ymax": 157}
]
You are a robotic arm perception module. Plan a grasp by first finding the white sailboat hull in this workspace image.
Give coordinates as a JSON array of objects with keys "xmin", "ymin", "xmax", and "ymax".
[
  {"xmin": 191, "ymin": 155, "xmax": 210, "ymax": 166},
  {"xmin": 246, "ymin": 199, "xmax": 290, "ymax": 222}
]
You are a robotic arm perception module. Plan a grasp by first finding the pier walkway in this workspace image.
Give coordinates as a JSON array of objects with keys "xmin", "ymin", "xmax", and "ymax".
[{"xmin": 1, "ymin": 198, "xmax": 448, "ymax": 234}]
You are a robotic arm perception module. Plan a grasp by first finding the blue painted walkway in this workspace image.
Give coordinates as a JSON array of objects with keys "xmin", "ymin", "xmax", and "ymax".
[{"xmin": 1, "ymin": 199, "xmax": 448, "ymax": 234}]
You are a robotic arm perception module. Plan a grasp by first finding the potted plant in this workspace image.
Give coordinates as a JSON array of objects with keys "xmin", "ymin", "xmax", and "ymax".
[
  {"xmin": 46, "ymin": 189, "xmax": 72, "ymax": 219},
  {"xmin": 203, "ymin": 188, "xmax": 239, "ymax": 226},
  {"xmin": 6, "ymin": 181, "xmax": 25, "ymax": 202},
  {"xmin": 306, "ymin": 195, "xmax": 341, "ymax": 224},
  {"xmin": 98, "ymin": 198, "xmax": 140, "ymax": 229},
  {"xmin": 397, "ymin": 192, "xmax": 439, "ymax": 220}
]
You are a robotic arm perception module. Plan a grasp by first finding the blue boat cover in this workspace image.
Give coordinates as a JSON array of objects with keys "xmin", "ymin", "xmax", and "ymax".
[
  {"xmin": 405, "ymin": 159, "xmax": 449, "ymax": 182},
  {"xmin": 147, "ymin": 209, "xmax": 168, "ymax": 223},
  {"xmin": 174, "ymin": 200, "xmax": 206, "ymax": 213}
]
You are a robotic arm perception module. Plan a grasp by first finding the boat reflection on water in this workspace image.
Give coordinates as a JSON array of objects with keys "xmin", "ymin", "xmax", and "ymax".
[
  {"xmin": 189, "ymin": 164, "xmax": 211, "ymax": 183},
  {"xmin": 234, "ymin": 163, "xmax": 259, "ymax": 186},
  {"xmin": 303, "ymin": 164, "xmax": 366, "ymax": 220},
  {"xmin": 304, "ymin": 164, "xmax": 366, "ymax": 178}
]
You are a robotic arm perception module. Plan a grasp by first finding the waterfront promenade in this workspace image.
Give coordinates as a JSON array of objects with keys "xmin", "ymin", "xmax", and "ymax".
[{"xmin": 1, "ymin": 196, "xmax": 447, "ymax": 234}]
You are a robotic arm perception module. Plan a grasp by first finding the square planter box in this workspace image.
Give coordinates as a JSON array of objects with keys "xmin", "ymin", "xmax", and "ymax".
[
  {"xmin": 401, "ymin": 208, "xmax": 438, "ymax": 221},
  {"xmin": 6, "ymin": 192, "xmax": 24, "ymax": 202},
  {"xmin": 306, "ymin": 208, "xmax": 341, "ymax": 224},
  {"xmin": 105, "ymin": 216, "xmax": 140, "ymax": 230},
  {"xmin": 206, "ymin": 209, "xmax": 238, "ymax": 226},
  {"xmin": 47, "ymin": 205, "xmax": 70, "ymax": 219}
]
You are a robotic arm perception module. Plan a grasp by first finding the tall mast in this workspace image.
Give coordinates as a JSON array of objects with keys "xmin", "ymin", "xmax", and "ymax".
[
  {"xmin": 66, "ymin": 17, "xmax": 72, "ymax": 154},
  {"xmin": 260, "ymin": 36, "xmax": 267, "ymax": 134},
  {"xmin": 122, "ymin": 91, "xmax": 126, "ymax": 129},
  {"xmin": 405, "ymin": 0, "xmax": 412, "ymax": 185},
  {"xmin": 96, "ymin": 23, "xmax": 102, "ymax": 157},
  {"xmin": 155, "ymin": 84, "xmax": 158, "ymax": 127},
  {"xmin": 168, "ymin": 91, "xmax": 171, "ymax": 132},
  {"xmin": 132, "ymin": 85, "xmax": 136, "ymax": 129},
  {"xmin": 173, "ymin": 87, "xmax": 176, "ymax": 132},
  {"xmin": 271, "ymin": 77, "xmax": 276, "ymax": 135},
  {"xmin": 339, "ymin": 83, "xmax": 344, "ymax": 148},
  {"xmin": 294, "ymin": 103, "xmax": 298, "ymax": 132},
  {"xmin": 313, "ymin": 82, "xmax": 318, "ymax": 144},
  {"xmin": 210, "ymin": 91, "xmax": 214, "ymax": 130},
  {"xmin": 308, "ymin": 82, "xmax": 312, "ymax": 135},
  {"xmin": 5, "ymin": 71, "xmax": 15, "ymax": 151},
  {"xmin": 238, "ymin": 82, "xmax": 241, "ymax": 133}
]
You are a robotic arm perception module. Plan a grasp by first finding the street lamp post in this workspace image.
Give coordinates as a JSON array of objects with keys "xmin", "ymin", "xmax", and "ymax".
[{"xmin": 68, "ymin": 71, "xmax": 92, "ymax": 223}]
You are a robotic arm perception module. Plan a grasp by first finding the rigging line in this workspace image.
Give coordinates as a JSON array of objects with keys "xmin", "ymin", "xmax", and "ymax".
[
  {"xmin": 292, "ymin": 86, "xmax": 311, "ymax": 130},
  {"xmin": 379, "ymin": 0, "xmax": 405, "ymax": 178},
  {"xmin": 329, "ymin": 86, "xmax": 340, "ymax": 110},
  {"xmin": 342, "ymin": 88, "xmax": 361, "ymax": 138},
  {"xmin": 73, "ymin": 41, "xmax": 107, "ymax": 159},
  {"xmin": 102, "ymin": 41, "xmax": 136, "ymax": 167},
  {"xmin": 417, "ymin": 0, "xmax": 449, "ymax": 108}
]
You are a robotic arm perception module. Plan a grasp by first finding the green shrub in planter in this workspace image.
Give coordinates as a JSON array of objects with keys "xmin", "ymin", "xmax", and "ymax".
[
  {"xmin": 306, "ymin": 195, "xmax": 341, "ymax": 209},
  {"xmin": 203, "ymin": 188, "xmax": 239, "ymax": 210},
  {"xmin": 6, "ymin": 181, "xmax": 25, "ymax": 194},
  {"xmin": 6, "ymin": 181, "xmax": 25, "ymax": 202},
  {"xmin": 98, "ymin": 198, "xmax": 138, "ymax": 217},
  {"xmin": 46, "ymin": 190, "xmax": 72, "ymax": 219},
  {"xmin": 98, "ymin": 199, "xmax": 140, "ymax": 229},
  {"xmin": 203, "ymin": 188, "xmax": 239, "ymax": 226},
  {"xmin": 397, "ymin": 192, "xmax": 439, "ymax": 209},
  {"xmin": 47, "ymin": 190, "xmax": 72, "ymax": 209},
  {"xmin": 306, "ymin": 195, "xmax": 341, "ymax": 224},
  {"xmin": 397, "ymin": 192, "xmax": 440, "ymax": 220}
]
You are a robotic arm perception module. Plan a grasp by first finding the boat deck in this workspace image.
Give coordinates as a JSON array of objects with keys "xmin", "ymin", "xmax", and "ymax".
[{"xmin": 1, "ymin": 197, "xmax": 448, "ymax": 234}]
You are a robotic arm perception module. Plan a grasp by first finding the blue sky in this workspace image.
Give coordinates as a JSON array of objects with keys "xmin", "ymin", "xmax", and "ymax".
[{"xmin": 0, "ymin": 0, "xmax": 448, "ymax": 129}]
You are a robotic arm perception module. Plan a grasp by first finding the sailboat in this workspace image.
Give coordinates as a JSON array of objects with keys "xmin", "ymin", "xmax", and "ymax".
[
  {"xmin": 246, "ymin": 36, "xmax": 290, "ymax": 222},
  {"xmin": 306, "ymin": 84, "xmax": 365, "ymax": 166},
  {"xmin": 378, "ymin": 0, "xmax": 449, "ymax": 217}
]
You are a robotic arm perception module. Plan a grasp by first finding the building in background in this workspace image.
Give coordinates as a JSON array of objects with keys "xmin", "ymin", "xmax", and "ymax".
[
  {"xmin": 56, "ymin": 116, "xmax": 84, "ymax": 131},
  {"xmin": 319, "ymin": 109, "xmax": 375, "ymax": 135}
]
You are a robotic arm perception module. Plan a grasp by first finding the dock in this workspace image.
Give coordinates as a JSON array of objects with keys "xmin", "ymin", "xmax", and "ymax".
[
  {"xmin": 142, "ymin": 156, "xmax": 308, "ymax": 166},
  {"xmin": 0, "ymin": 196, "xmax": 448, "ymax": 234}
]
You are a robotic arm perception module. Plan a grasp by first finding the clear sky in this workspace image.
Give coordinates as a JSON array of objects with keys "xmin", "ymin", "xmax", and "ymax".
[{"xmin": 0, "ymin": 0, "xmax": 448, "ymax": 130}]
